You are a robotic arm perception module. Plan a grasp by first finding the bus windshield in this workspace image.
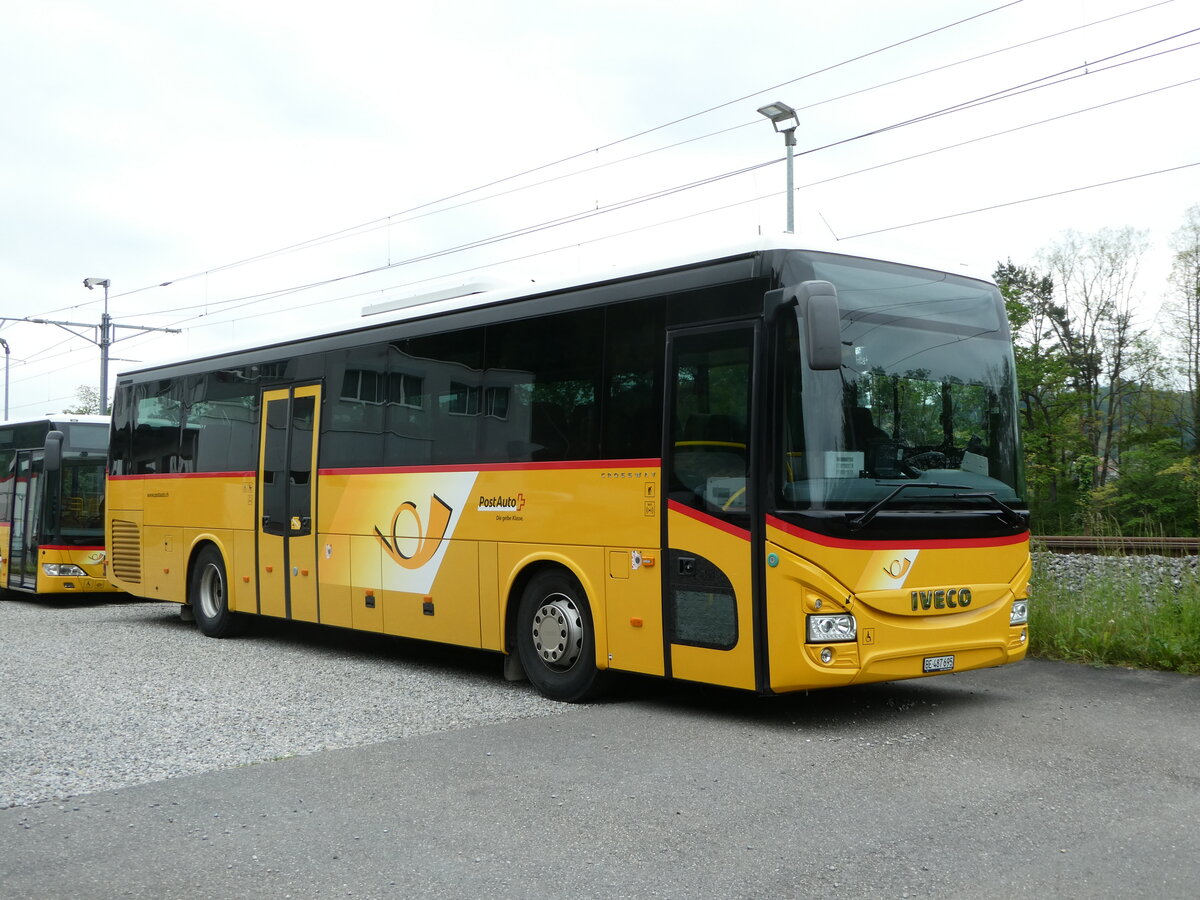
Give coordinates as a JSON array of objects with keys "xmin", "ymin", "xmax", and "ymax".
[
  {"xmin": 778, "ymin": 252, "xmax": 1024, "ymax": 512},
  {"xmin": 56, "ymin": 459, "xmax": 106, "ymax": 542}
]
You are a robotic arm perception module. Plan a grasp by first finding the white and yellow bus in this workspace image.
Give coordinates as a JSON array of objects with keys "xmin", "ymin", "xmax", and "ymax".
[
  {"xmin": 105, "ymin": 241, "xmax": 1030, "ymax": 700},
  {"xmin": 1, "ymin": 416, "xmax": 121, "ymax": 596}
]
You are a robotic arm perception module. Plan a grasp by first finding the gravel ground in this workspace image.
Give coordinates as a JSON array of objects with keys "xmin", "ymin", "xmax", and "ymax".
[
  {"xmin": 5, "ymin": 552, "xmax": 1191, "ymax": 810},
  {"xmin": 0, "ymin": 598, "xmax": 570, "ymax": 810}
]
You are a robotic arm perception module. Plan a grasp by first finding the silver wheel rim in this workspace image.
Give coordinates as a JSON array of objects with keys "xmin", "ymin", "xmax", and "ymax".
[
  {"xmin": 530, "ymin": 592, "xmax": 584, "ymax": 670},
  {"xmin": 198, "ymin": 563, "xmax": 224, "ymax": 620}
]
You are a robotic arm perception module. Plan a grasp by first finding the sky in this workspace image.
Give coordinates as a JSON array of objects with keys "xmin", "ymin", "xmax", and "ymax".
[{"xmin": 2, "ymin": 0, "xmax": 1198, "ymax": 420}]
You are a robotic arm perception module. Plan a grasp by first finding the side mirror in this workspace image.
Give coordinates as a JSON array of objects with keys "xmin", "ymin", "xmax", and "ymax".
[
  {"xmin": 793, "ymin": 280, "xmax": 842, "ymax": 370},
  {"xmin": 45, "ymin": 430, "xmax": 64, "ymax": 473}
]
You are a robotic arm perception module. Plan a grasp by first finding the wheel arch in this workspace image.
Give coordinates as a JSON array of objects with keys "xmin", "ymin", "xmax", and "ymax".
[
  {"xmin": 185, "ymin": 534, "xmax": 232, "ymax": 605},
  {"xmin": 501, "ymin": 552, "xmax": 607, "ymax": 670}
]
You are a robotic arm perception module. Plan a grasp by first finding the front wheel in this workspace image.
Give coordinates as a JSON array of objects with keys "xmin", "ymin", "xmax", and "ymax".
[
  {"xmin": 189, "ymin": 545, "xmax": 241, "ymax": 638},
  {"xmin": 516, "ymin": 570, "xmax": 606, "ymax": 702}
]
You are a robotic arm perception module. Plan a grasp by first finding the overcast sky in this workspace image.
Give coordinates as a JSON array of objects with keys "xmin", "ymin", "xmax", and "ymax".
[{"xmin": 2, "ymin": 0, "xmax": 1197, "ymax": 419}]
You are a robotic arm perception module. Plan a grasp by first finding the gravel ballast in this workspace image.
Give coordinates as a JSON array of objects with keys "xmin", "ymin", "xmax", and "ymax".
[
  {"xmin": 1033, "ymin": 551, "xmax": 1200, "ymax": 592},
  {"xmin": 0, "ymin": 598, "xmax": 570, "ymax": 810}
]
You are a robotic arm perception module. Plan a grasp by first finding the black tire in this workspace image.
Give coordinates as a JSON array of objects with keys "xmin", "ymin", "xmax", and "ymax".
[
  {"xmin": 516, "ymin": 569, "xmax": 606, "ymax": 702},
  {"xmin": 189, "ymin": 545, "xmax": 241, "ymax": 638}
]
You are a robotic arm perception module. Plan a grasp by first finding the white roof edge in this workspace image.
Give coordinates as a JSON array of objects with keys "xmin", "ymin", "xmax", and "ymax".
[
  {"xmin": 0, "ymin": 414, "xmax": 110, "ymax": 427},
  {"xmin": 362, "ymin": 277, "xmax": 515, "ymax": 317}
]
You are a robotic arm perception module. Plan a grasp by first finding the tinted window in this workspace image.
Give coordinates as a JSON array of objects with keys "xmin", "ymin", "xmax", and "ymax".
[
  {"xmin": 396, "ymin": 328, "xmax": 486, "ymax": 465},
  {"xmin": 324, "ymin": 344, "xmax": 387, "ymax": 467},
  {"xmin": 132, "ymin": 380, "xmax": 183, "ymax": 474},
  {"xmin": 486, "ymin": 308, "xmax": 602, "ymax": 462},
  {"xmin": 603, "ymin": 297, "xmax": 664, "ymax": 460},
  {"xmin": 182, "ymin": 371, "xmax": 260, "ymax": 473}
]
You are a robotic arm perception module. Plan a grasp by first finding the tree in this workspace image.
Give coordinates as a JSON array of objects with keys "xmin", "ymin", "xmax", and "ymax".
[
  {"xmin": 64, "ymin": 385, "xmax": 102, "ymax": 415},
  {"xmin": 1038, "ymin": 227, "xmax": 1153, "ymax": 490},
  {"xmin": 1165, "ymin": 205, "xmax": 1200, "ymax": 451},
  {"xmin": 994, "ymin": 260, "xmax": 1082, "ymax": 530}
]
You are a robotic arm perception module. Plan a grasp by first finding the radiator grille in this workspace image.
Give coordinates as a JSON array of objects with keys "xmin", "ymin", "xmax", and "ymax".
[{"xmin": 110, "ymin": 519, "xmax": 142, "ymax": 584}]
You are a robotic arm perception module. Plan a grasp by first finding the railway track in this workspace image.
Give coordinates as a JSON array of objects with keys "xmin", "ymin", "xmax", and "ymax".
[{"xmin": 1036, "ymin": 535, "xmax": 1200, "ymax": 555}]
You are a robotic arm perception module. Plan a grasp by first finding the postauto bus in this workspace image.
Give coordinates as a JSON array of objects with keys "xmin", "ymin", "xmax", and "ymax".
[
  {"xmin": 105, "ymin": 240, "xmax": 1030, "ymax": 700},
  {"xmin": 1, "ymin": 415, "xmax": 121, "ymax": 596}
]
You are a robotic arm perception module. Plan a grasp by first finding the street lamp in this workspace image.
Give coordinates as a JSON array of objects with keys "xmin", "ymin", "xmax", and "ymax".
[
  {"xmin": 83, "ymin": 277, "xmax": 112, "ymax": 414},
  {"xmin": 756, "ymin": 101, "xmax": 799, "ymax": 233},
  {"xmin": 0, "ymin": 337, "xmax": 9, "ymax": 420}
]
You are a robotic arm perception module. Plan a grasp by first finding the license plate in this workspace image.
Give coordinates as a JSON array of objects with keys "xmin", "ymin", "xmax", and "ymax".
[{"xmin": 923, "ymin": 654, "xmax": 955, "ymax": 673}]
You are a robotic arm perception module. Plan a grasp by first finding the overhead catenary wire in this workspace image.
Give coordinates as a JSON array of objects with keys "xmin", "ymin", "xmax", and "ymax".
[
  {"xmin": 15, "ymin": 0, "xmax": 1175, "ymax": 327},
  {"xmin": 92, "ymin": 0, "xmax": 1027, "ymax": 305},
  {"xmin": 17, "ymin": 6, "xmax": 1196, "ymax": 393},
  {"xmin": 105, "ymin": 151, "xmax": 1200, "ymax": 354},
  {"xmin": 117, "ymin": 28, "xmax": 1200, "ymax": 332},
  {"xmin": 838, "ymin": 161, "xmax": 1200, "ymax": 240}
]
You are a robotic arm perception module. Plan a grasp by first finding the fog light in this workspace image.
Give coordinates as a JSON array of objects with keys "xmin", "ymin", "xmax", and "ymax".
[
  {"xmin": 43, "ymin": 563, "xmax": 86, "ymax": 577},
  {"xmin": 820, "ymin": 647, "xmax": 834, "ymax": 664},
  {"xmin": 1020, "ymin": 629, "xmax": 1027, "ymax": 643},
  {"xmin": 1010, "ymin": 599, "xmax": 1029, "ymax": 625},
  {"xmin": 807, "ymin": 613, "xmax": 857, "ymax": 643}
]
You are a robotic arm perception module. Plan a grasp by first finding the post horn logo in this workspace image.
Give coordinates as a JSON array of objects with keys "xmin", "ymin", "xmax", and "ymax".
[
  {"xmin": 374, "ymin": 494, "xmax": 453, "ymax": 569},
  {"xmin": 884, "ymin": 557, "xmax": 913, "ymax": 579}
]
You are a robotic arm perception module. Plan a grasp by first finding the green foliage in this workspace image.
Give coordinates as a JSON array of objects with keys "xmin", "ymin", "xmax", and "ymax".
[
  {"xmin": 63, "ymin": 385, "xmax": 102, "ymax": 415},
  {"xmin": 1088, "ymin": 440, "xmax": 1200, "ymax": 536},
  {"xmin": 1031, "ymin": 555, "xmax": 1200, "ymax": 674},
  {"xmin": 998, "ymin": 218, "xmax": 1200, "ymax": 536}
]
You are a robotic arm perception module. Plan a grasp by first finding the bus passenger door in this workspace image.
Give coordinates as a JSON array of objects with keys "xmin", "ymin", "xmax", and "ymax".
[
  {"xmin": 664, "ymin": 324, "xmax": 759, "ymax": 691},
  {"xmin": 257, "ymin": 385, "xmax": 322, "ymax": 622},
  {"xmin": 8, "ymin": 450, "xmax": 44, "ymax": 592}
]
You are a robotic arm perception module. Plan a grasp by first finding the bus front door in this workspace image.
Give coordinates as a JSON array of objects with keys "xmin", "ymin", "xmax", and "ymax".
[
  {"xmin": 257, "ymin": 385, "xmax": 322, "ymax": 622},
  {"xmin": 7, "ymin": 450, "xmax": 43, "ymax": 592},
  {"xmin": 664, "ymin": 324, "xmax": 760, "ymax": 692}
]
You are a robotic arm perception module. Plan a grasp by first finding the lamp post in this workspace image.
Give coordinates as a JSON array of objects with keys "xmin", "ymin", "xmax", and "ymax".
[
  {"xmin": 83, "ymin": 277, "xmax": 112, "ymax": 414},
  {"xmin": 0, "ymin": 337, "xmax": 9, "ymax": 420},
  {"xmin": 756, "ymin": 101, "xmax": 800, "ymax": 234}
]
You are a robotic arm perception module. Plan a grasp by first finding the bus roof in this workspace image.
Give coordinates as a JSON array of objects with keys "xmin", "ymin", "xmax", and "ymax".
[
  {"xmin": 115, "ymin": 236, "xmax": 996, "ymax": 381},
  {"xmin": 0, "ymin": 414, "xmax": 110, "ymax": 429}
]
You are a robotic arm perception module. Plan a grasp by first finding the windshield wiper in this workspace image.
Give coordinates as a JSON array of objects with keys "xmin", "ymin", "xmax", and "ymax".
[{"xmin": 846, "ymin": 482, "xmax": 1025, "ymax": 531}]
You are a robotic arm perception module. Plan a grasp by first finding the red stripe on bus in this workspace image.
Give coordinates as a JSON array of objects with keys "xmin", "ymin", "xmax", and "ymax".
[
  {"xmin": 39, "ymin": 544, "xmax": 105, "ymax": 551},
  {"xmin": 765, "ymin": 514, "xmax": 1029, "ymax": 549},
  {"xmin": 318, "ymin": 459, "xmax": 661, "ymax": 476},
  {"xmin": 667, "ymin": 499, "xmax": 751, "ymax": 541}
]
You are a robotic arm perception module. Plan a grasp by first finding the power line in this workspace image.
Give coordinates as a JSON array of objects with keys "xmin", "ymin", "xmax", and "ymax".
[
  {"xmin": 793, "ymin": 0, "xmax": 1179, "ymax": 115},
  {"xmin": 147, "ymin": 27, "xmax": 1200, "ymax": 328},
  {"xmin": 101, "ymin": 1, "xmax": 1026, "ymax": 304},
  {"xmin": 17, "ymin": 1, "xmax": 1174, "ymax": 331},
  {"xmin": 22, "ymin": 6, "xmax": 1192, "ymax": 361},
  {"xmin": 794, "ymin": 74, "xmax": 1200, "ymax": 192},
  {"xmin": 796, "ymin": 29, "xmax": 1200, "ymax": 159},
  {"xmin": 837, "ymin": 161, "xmax": 1200, "ymax": 240},
  {"xmin": 124, "ymin": 158, "xmax": 786, "ymax": 329}
]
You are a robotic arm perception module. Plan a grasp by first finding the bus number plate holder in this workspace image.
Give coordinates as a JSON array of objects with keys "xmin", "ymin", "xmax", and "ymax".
[{"xmin": 923, "ymin": 654, "xmax": 955, "ymax": 673}]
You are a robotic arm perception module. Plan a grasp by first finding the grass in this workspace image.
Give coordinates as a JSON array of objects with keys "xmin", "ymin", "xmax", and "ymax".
[{"xmin": 1030, "ymin": 555, "xmax": 1200, "ymax": 675}]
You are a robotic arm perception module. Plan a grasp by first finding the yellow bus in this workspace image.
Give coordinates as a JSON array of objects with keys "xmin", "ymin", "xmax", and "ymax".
[
  {"xmin": 105, "ymin": 241, "xmax": 1030, "ymax": 700},
  {"xmin": 1, "ymin": 415, "xmax": 121, "ymax": 596}
]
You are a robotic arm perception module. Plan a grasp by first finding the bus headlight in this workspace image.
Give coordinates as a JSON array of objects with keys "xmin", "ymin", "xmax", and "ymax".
[
  {"xmin": 807, "ymin": 613, "xmax": 857, "ymax": 643},
  {"xmin": 1010, "ymin": 599, "xmax": 1029, "ymax": 625},
  {"xmin": 43, "ymin": 564, "xmax": 87, "ymax": 577}
]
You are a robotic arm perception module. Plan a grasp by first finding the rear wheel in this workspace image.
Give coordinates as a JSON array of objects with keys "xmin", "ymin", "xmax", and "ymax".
[
  {"xmin": 190, "ymin": 545, "xmax": 241, "ymax": 638},
  {"xmin": 516, "ymin": 569, "xmax": 605, "ymax": 702}
]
